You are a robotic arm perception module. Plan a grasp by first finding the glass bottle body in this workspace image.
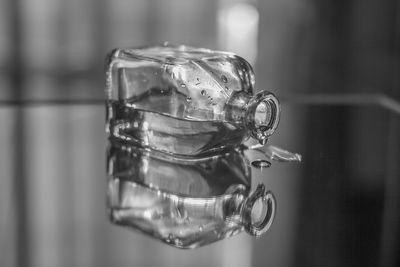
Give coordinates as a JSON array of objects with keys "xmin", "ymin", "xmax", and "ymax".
[{"xmin": 105, "ymin": 45, "xmax": 280, "ymax": 157}]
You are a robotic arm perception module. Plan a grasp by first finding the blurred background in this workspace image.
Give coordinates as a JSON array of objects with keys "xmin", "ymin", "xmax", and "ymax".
[{"xmin": 0, "ymin": 0, "xmax": 399, "ymax": 266}]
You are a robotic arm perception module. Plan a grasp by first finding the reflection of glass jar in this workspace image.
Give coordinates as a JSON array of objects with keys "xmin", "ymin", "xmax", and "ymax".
[
  {"xmin": 107, "ymin": 142, "xmax": 276, "ymax": 249},
  {"xmin": 105, "ymin": 45, "xmax": 280, "ymax": 157}
]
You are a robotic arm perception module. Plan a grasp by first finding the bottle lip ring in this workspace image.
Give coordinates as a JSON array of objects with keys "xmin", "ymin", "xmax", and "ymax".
[
  {"xmin": 241, "ymin": 184, "xmax": 276, "ymax": 236},
  {"xmin": 246, "ymin": 91, "xmax": 281, "ymax": 141}
]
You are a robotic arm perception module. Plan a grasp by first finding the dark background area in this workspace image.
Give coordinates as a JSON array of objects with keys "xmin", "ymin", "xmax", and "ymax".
[{"xmin": 0, "ymin": 0, "xmax": 399, "ymax": 267}]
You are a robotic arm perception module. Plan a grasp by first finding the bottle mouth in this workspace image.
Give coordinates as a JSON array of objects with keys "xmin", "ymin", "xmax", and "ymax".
[
  {"xmin": 241, "ymin": 184, "xmax": 276, "ymax": 236},
  {"xmin": 246, "ymin": 91, "xmax": 280, "ymax": 145}
]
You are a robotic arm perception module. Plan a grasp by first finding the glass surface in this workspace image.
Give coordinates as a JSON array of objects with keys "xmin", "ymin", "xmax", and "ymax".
[
  {"xmin": 0, "ymin": 96, "xmax": 399, "ymax": 267},
  {"xmin": 1, "ymin": 0, "xmax": 398, "ymax": 266}
]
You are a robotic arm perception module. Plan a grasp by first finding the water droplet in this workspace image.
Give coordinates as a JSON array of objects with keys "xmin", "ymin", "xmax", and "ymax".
[
  {"xmin": 251, "ymin": 159, "xmax": 271, "ymax": 169},
  {"xmin": 199, "ymin": 226, "xmax": 204, "ymax": 232},
  {"xmin": 221, "ymin": 75, "xmax": 228, "ymax": 83},
  {"xmin": 180, "ymin": 83, "xmax": 186, "ymax": 88},
  {"xmin": 201, "ymin": 90, "xmax": 206, "ymax": 96},
  {"xmin": 256, "ymin": 133, "xmax": 268, "ymax": 145},
  {"xmin": 186, "ymin": 96, "xmax": 192, "ymax": 102}
]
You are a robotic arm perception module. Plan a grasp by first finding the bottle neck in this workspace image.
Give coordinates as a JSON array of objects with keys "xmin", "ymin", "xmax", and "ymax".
[{"xmin": 226, "ymin": 91, "xmax": 280, "ymax": 145}]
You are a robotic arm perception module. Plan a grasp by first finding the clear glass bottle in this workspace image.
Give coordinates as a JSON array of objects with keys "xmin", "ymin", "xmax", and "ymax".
[
  {"xmin": 105, "ymin": 45, "xmax": 280, "ymax": 157},
  {"xmin": 107, "ymin": 142, "xmax": 276, "ymax": 249}
]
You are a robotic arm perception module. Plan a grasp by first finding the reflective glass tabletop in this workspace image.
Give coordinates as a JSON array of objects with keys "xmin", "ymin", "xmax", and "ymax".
[{"xmin": 0, "ymin": 95, "xmax": 399, "ymax": 267}]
